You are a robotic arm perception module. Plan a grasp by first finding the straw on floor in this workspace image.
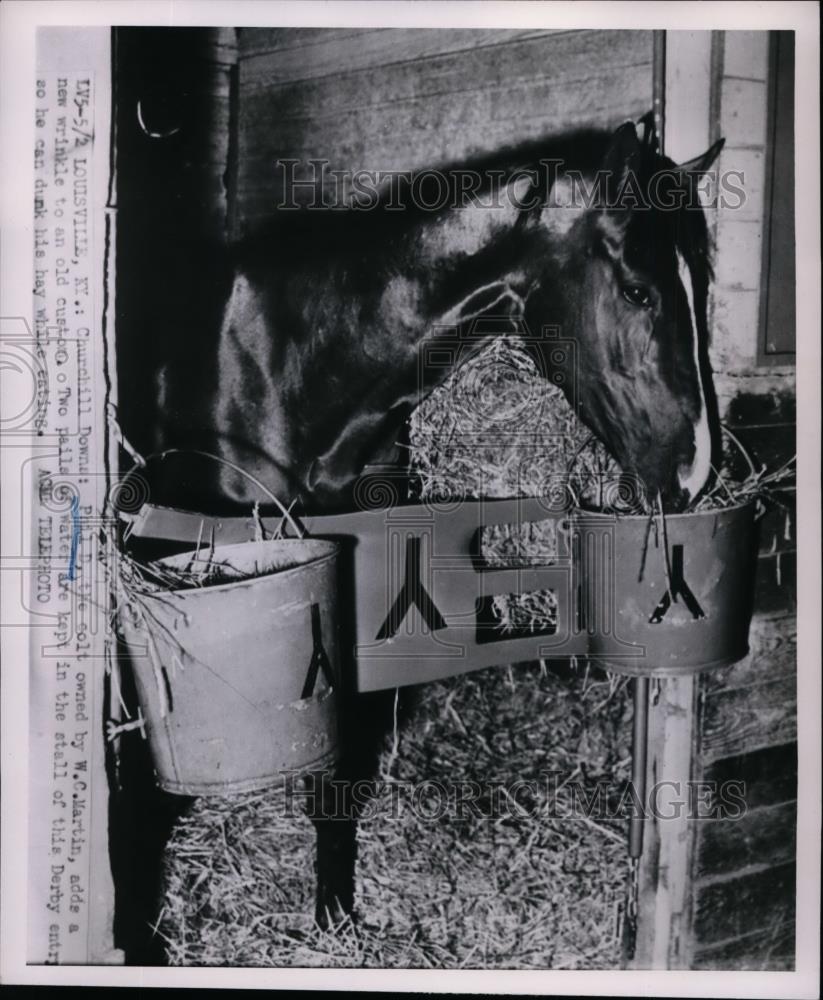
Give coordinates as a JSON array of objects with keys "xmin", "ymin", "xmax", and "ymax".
[{"xmin": 158, "ymin": 661, "xmax": 633, "ymax": 968}]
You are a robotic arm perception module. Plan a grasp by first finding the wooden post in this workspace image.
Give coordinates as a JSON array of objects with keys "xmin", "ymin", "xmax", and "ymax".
[{"xmin": 630, "ymin": 675, "xmax": 699, "ymax": 968}]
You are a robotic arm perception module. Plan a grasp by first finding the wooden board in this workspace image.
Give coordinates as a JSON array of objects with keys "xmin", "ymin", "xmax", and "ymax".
[
  {"xmin": 238, "ymin": 27, "xmax": 570, "ymax": 81},
  {"xmin": 692, "ymin": 919, "xmax": 795, "ymax": 970},
  {"xmin": 702, "ymin": 742, "xmax": 797, "ymax": 810},
  {"xmin": 702, "ymin": 613, "xmax": 795, "ymax": 694},
  {"xmin": 692, "ymin": 860, "xmax": 796, "ymax": 943},
  {"xmin": 234, "ymin": 28, "xmax": 654, "ymax": 227},
  {"xmin": 695, "ymin": 801, "xmax": 797, "ymax": 878},
  {"xmin": 700, "ymin": 675, "xmax": 797, "ymax": 762}
]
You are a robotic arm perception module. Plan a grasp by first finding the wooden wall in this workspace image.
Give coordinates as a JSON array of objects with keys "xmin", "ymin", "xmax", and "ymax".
[
  {"xmin": 233, "ymin": 27, "xmax": 655, "ymax": 231},
  {"xmin": 690, "ymin": 30, "xmax": 796, "ymax": 970},
  {"xmin": 114, "ymin": 27, "xmax": 237, "ymax": 510}
]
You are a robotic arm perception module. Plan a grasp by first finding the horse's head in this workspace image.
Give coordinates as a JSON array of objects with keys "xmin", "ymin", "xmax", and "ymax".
[{"xmin": 527, "ymin": 116, "xmax": 724, "ymax": 510}]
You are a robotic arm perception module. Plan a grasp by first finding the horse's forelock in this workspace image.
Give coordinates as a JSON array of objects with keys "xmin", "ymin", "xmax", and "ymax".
[{"xmin": 605, "ymin": 150, "xmax": 713, "ymax": 297}]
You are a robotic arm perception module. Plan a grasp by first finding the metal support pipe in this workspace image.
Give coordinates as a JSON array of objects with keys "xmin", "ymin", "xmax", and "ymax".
[{"xmin": 629, "ymin": 675, "xmax": 650, "ymax": 859}]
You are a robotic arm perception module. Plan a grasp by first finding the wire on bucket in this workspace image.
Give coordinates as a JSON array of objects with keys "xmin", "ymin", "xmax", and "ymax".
[
  {"xmin": 695, "ymin": 424, "xmax": 795, "ymax": 516},
  {"xmin": 118, "ymin": 447, "xmax": 306, "ymax": 539}
]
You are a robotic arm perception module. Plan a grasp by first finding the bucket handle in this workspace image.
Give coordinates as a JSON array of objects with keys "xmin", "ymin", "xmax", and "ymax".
[
  {"xmin": 120, "ymin": 447, "xmax": 306, "ymax": 539},
  {"xmin": 700, "ymin": 425, "xmax": 777, "ymax": 518}
]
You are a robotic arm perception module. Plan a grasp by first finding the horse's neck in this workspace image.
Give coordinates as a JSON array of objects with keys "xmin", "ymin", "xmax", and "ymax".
[
  {"xmin": 417, "ymin": 195, "xmax": 547, "ymax": 302},
  {"xmin": 299, "ymin": 207, "xmax": 559, "ymax": 508}
]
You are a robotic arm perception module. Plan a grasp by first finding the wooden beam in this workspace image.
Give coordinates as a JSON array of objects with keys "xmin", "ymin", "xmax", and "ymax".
[{"xmin": 630, "ymin": 675, "xmax": 699, "ymax": 969}]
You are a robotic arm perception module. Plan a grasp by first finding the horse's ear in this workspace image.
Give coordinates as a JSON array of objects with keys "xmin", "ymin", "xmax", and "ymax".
[
  {"xmin": 635, "ymin": 111, "xmax": 660, "ymax": 153},
  {"xmin": 588, "ymin": 121, "xmax": 644, "ymax": 249},
  {"xmin": 675, "ymin": 138, "xmax": 725, "ymax": 179},
  {"xmin": 600, "ymin": 120, "xmax": 643, "ymax": 204}
]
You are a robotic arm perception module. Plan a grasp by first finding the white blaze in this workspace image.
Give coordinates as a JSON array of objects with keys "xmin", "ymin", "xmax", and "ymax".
[{"xmin": 676, "ymin": 252, "xmax": 711, "ymax": 499}]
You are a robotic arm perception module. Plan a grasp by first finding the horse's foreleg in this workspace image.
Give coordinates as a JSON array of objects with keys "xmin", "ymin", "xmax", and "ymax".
[
  {"xmin": 303, "ymin": 691, "xmax": 361, "ymax": 929},
  {"xmin": 307, "ymin": 768, "xmax": 358, "ymax": 928},
  {"xmin": 304, "ymin": 688, "xmax": 402, "ymax": 929}
]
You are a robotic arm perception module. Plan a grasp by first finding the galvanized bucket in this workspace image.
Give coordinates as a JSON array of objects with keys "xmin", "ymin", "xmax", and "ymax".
[
  {"xmin": 118, "ymin": 538, "xmax": 341, "ymax": 796},
  {"xmin": 573, "ymin": 500, "xmax": 758, "ymax": 676}
]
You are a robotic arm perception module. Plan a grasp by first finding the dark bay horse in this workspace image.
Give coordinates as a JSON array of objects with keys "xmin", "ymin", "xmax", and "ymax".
[
  {"xmin": 215, "ymin": 115, "xmax": 723, "ymax": 516},
  {"xmin": 208, "ymin": 114, "xmax": 724, "ymax": 925}
]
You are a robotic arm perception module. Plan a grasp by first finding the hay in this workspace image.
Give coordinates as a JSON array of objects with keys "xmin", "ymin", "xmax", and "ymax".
[
  {"xmin": 354, "ymin": 664, "xmax": 633, "ymax": 970},
  {"xmin": 158, "ymin": 663, "xmax": 633, "ymax": 968},
  {"xmin": 692, "ymin": 428, "xmax": 796, "ymax": 514},
  {"xmin": 156, "ymin": 337, "xmax": 634, "ymax": 968},
  {"xmin": 409, "ymin": 335, "xmax": 624, "ymax": 509}
]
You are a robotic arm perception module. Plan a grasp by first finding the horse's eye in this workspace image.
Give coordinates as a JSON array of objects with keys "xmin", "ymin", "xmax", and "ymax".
[{"xmin": 622, "ymin": 285, "xmax": 652, "ymax": 308}]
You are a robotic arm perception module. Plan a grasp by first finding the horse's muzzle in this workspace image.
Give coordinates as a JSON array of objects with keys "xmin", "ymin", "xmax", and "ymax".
[{"xmin": 664, "ymin": 484, "xmax": 693, "ymax": 514}]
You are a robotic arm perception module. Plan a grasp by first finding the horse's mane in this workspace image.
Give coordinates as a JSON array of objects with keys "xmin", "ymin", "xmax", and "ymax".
[
  {"xmin": 233, "ymin": 122, "xmax": 714, "ymax": 293},
  {"xmin": 232, "ymin": 127, "xmax": 613, "ymax": 256}
]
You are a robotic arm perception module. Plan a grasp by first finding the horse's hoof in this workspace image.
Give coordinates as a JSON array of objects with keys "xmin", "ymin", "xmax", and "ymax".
[{"xmin": 315, "ymin": 895, "xmax": 353, "ymax": 931}]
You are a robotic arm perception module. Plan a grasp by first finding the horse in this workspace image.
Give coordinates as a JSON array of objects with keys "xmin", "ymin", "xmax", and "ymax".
[
  {"xmin": 198, "ymin": 113, "xmax": 725, "ymax": 925},
  {"xmin": 213, "ymin": 114, "xmax": 723, "ymax": 517}
]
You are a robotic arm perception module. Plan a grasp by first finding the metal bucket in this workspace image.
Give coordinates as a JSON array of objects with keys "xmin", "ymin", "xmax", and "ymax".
[
  {"xmin": 573, "ymin": 501, "xmax": 758, "ymax": 677},
  {"xmin": 119, "ymin": 538, "xmax": 341, "ymax": 795}
]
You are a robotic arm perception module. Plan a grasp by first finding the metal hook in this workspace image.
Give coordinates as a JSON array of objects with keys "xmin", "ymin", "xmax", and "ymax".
[{"xmin": 136, "ymin": 98, "xmax": 181, "ymax": 140}]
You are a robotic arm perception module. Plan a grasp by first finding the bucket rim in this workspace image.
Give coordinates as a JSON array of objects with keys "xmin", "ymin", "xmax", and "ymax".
[
  {"xmin": 569, "ymin": 497, "xmax": 757, "ymax": 524},
  {"xmin": 589, "ymin": 646, "xmax": 750, "ymax": 677},
  {"xmin": 135, "ymin": 537, "xmax": 339, "ymax": 598}
]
